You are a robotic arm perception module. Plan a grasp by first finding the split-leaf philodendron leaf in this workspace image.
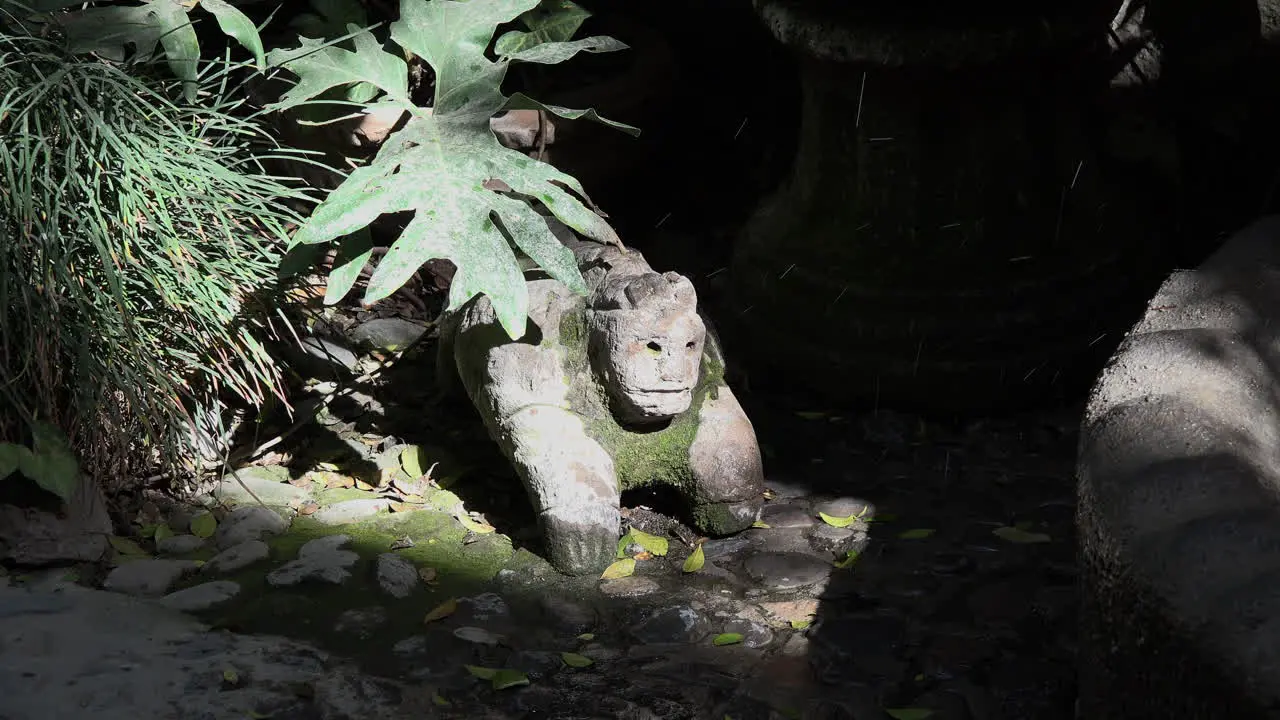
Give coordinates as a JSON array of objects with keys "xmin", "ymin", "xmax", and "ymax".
[{"xmin": 267, "ymin": 0, "xmax": 638, "ymax": 340}]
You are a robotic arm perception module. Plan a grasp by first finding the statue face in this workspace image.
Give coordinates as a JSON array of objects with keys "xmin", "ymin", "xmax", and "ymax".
[{"xmin": 588, "ymin": 273, "xmax": 707, "ymax": 424}]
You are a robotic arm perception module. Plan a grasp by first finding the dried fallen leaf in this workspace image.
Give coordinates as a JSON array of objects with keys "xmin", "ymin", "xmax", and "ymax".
[
  {"xmin": 560, "ymin": 652, "xmax": 594, "ymax": 668},
  {"xmin": 992, "ymin": 526, "xmax": 1052, "ymax": 544},
  {"xmin": 288, "ymin": 475, "xmax": 314, "ymax": 488},
  {"xmin": 634, "ymin": 550, "xmax": 654, "ymax": 561},
  {"xmin": 323, "ymin": 473, "xmax": 355, "ymax": 489},
  {"xmin": 297, "ymin": 501, "xmax": 320, "ymax": 516},
  {"xmin": 354, "ymin": 479, "xmax": 376, "ymax": 491},
  {"xmin": 601, "ymin": 558, "xmax": 635, "ymax": 579},
  {"xmin": 388, "ymin": 502, "xmax": 412, "ymax": 514},
  {"xmin": 683, "ymin": 544, "xmax": 705, "ymax": 573},
  {"xmin": 419, "ymin": 567, "xmax": 438, "ymax": 584},
  {"xmin": 424, "ymin": 598, "xmax": 458, "ymax": 623},
  {"xmin": 457, "ymin": 514, "xmax": 496, "ymax": 533}
]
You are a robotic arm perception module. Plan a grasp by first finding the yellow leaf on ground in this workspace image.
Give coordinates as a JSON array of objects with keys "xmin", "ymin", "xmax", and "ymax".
[
  {"xmin": 600, "ymin": 558, "xmax": 635, "ymax": 580},
  {"xmin": 683, "ymin": 544, "xmax": 705, "ymax": 573},
  {"xmin": 424, "ymin": 598, "xmax": 457, "ymax": 623}
]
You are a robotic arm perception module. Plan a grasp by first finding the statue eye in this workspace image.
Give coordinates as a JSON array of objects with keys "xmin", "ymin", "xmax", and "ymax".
[
  {"xmin": 685, "ymin": 341, "xmax": 696, "ymax": 349},
  {"xmin": 646, "ymin": 341, "xmax": 662, "ymax": 353}
]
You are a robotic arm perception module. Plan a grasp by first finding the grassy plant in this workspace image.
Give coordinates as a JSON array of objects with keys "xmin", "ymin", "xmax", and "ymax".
[{"xmin": 0, "ymin": 28, "xmax": 310, "ymax": 494}]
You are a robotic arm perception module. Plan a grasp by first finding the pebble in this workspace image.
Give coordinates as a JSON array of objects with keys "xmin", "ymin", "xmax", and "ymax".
[
  {"xmin": 350, "ymin": 318, "xmax": 428, "ymax": 350},
  {"xmin": 807, "ymin": 523, "xmax": 858, "ymax": 553},
  {"xmin": 813, "ymin": 496, "xmax": 873, "ymax": 519},
  {"xmin": 160, "ymin": 581, "xmax": 241, "ymax": 611},
  {"xmin": 300, "ymin": 337, "xmax": 359, "ymax": 372},
  {"xmin": 156, "ymin": 534, "xmax": 206, "ymax": 555},
  {"xmin": 759, "ymin": 503, "xmax": 816, "ymax": 529},
  {"xmin": 743, "ymin": 552, "xmax": 833, "ymax": 591},
  {"xmin": 375, "ymin": 553, "xmax": 418, "ymax": 599},
  {"xmin": 103, "ymin": 559, "xmax": 200, "ymax": 597},
  {"xmin": 335, "ymin": 607, "xmax": 389, "ymax": 638},
  {"xmin": 312, "ymin": 498, "xmax": 391, "ymax": 526},
  {"xmin": 213, "ymin": 467, "xmax": 312, "ymax": 508},
  {"xmin": 215, "ymin": 507, "xmax": 289, "ymax": 549},
  {"xmin": 267, "ymin": 535, "xmax": 358, "ymax": 587},
  {"xmin": 204, "ymin": 540, "xmax": 270, "ymax": 574},
  {"xmin": 631, "ymin": 605, "xmax": 709, "ymax": 644},
  {"xmin": 599, "ymin": 576, "xmax": 661, "ymax": 599}
]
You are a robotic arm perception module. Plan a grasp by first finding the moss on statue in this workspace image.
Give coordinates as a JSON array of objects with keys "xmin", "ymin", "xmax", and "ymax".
[{"xmin": 549, "ymin": 307, "xmax": 728, "ymax": 496}]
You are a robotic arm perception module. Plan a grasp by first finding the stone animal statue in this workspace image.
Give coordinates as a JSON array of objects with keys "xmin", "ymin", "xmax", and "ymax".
[{"xmin": 437, "ymin": 222, "xmax": 766, "ymax": 576}]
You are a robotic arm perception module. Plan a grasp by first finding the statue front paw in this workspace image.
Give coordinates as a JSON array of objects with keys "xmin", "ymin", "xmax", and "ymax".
[{"xmin": 539, "ymin": 505, "xmax": 621, "ymax": 576}]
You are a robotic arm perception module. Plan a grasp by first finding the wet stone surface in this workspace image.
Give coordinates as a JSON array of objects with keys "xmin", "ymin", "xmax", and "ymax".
[{"xmin": 5, "ymin": 363, "xmax": 1080, "ymax": 720}]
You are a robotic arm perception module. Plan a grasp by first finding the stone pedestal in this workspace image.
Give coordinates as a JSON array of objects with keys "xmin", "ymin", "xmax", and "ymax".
[{"xmin": 725, "ymin": 0, "xmax": 1162, "ymax": 411}]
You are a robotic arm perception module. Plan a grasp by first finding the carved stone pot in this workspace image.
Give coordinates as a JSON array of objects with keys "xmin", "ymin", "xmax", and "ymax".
[{"xmin": 724, "ymin": 0, "xmax": 1163, "ymax": 412}]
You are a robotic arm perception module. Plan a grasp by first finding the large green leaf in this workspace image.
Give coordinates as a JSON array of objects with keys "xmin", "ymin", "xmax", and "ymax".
[
  {"xmin": 200, "ymin": 0, "xmax": 266, "ymax": 69},
  {"xmin": 57, "ymin": 0, "xmax": 201, "ymax": 100},
  {"xmin": 15, "ymin": 422, "xmax": 80, "ymax": 504},
  {"xmin": 502, "ymin": 36, "xmax": 626, "ymax": 65},
  {"xmin": 389, "ymin": 0, "xmax": 534, "ymax": 117},
  {"xmin": 292, "ymin": 114, "xmax": 599, "ymax": 336},
  {"xmin": 271, "ymin": 0, "xmax": 634, "ymax": 339},
  {"xmin": 266, "ymin": 28, "xmax": 410, "ymax": 111},
  {"xmin": 503, "ymin": 92, "xmax": 639, "ymax": 136},
  {"xmin": 494, "ymin": 0, "xmax": 590, "ymax": 56},
  {"xmin": 324, "ymin": 228, "xmax": 374, "ymax": 306}
]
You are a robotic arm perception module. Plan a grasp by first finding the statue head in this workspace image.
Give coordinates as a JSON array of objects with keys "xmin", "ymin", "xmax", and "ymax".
[{"xmin": 587, "ymin": 271, "xmax": 706, "ymax": 425}]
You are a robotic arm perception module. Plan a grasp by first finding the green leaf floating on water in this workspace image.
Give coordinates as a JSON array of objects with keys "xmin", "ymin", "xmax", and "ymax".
[
  {"xmin": 898, "ymin": 528, "xmax": 935, "ymax": 540},
  {"xmin": 712, "ymin": 633, "xmax": 743, "ymax": 646},
  {"xmin": 190, "ymin": 511, "xmax": 217, "ymax": 539},
  {"xmin": 490, "ymin": 668, "xmax": 530, "ymax": 690},
  {"xmin": 560, "ymin": 651, "xmax": 593, "ymax": 668},
  {"xmin": 683, "ymin": 544, "xmax": 705, "ymax": 573},
  {"xmin": 627, "ymin": 528, "xmax": 668, "ymax": 557},
  {"xmin": 992, "ymin": 526, "xmax": 1052, "ymax": 544},
  {"xmin": 884, "ymin": 709, "xmax": 934, "ymax": 720}
]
